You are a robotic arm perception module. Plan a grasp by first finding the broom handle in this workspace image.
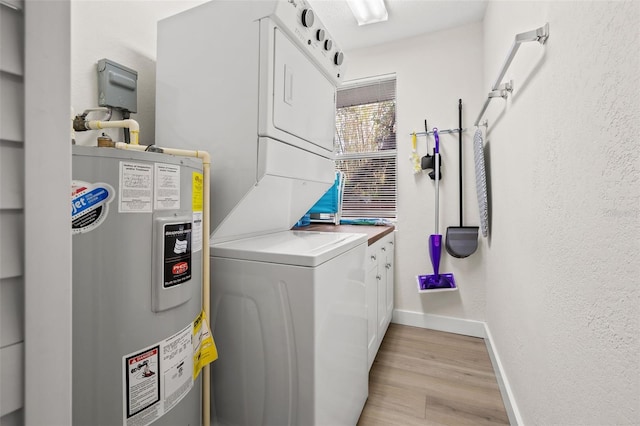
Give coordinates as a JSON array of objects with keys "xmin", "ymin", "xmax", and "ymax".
[
  {"xmin": 458, "ymin": 99, "xmax": 463, "ymax": 227},
  {"xmin": 435, "ymin": 152, "xmax": 440, "ymax": 232},
  {"xmin": 434, "ymin": 128, "xmax": 440, "ymax": 233}
]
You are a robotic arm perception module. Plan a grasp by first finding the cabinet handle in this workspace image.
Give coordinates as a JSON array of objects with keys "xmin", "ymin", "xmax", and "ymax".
[
  {"xmin": 376, "ymin": 275, "xmax": 381, "ymax": 280},
  {"xmin": 386, "ymin": 263, "xmax": 391, "ymax": 269},
  {"xmin": 389, "ymin": 241, "xmax": 394, "ymax": 246},
  {"xmin": 371, "ymin": 255, "xmax": 376, "ymax": 261},
  {"xmin": 381, "ymin": 246, "xmax": 386, "ymax": 252}
]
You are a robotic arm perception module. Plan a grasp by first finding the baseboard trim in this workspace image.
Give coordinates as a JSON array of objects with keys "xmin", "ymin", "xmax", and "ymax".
[
  {"xmin": 392, "ymin": 309, "xmax": 485, "ymax": 337},
  {"xmin": 391, "ymin": 309, "xmax": 521, "ymax": 425},
  {"xmin": 483, "ymin": 324, "xmax": 522, "ymax": 426}
]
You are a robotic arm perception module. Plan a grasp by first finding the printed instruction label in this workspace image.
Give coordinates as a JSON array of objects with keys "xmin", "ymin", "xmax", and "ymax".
[
  {"xmin": 123, "ymin": 312, "xmax": 217, "ymax": 426},
  {"xmin": 154, "ymin": 164, "xmax": 181, "ymax": 210},
  {"xmin": 119, "ymin": 162, "xmax": 153, "ymax": 213},
  {"xmin": 125, "ymin": 345, "xmax": 161, "ymax": 422},
  {"xmin": 161, "ymin": 325, "xmax": 193, "ymax": 415},
  {"xmin": 192, "ymin": 212, "xmax": 203, "ymax": 253},
  {"xmin": 71, "ymin": 181, "xmax": 115, "ymax": 234}
]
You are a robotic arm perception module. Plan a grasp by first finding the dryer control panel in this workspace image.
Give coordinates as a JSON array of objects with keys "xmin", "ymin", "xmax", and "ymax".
[{"xmin": 273, "ymin": 0, "xmax": 346, "ymax": 84}]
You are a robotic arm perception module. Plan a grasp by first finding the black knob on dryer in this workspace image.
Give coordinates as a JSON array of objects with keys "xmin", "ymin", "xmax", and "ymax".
[
  {"xmin": 316, "ymin": 29, "xmax": 325, "ymax": 42},
  {"xmin": 334, "ymin": 51, "xmax": 344, "ymax": 66},
  {"xmin": 301, "ymin": 9, "xmax": 314, "ymax": 28},
  {"xmin": 324, "ymin": 39, "xmax": 333, "ymax": 51}
]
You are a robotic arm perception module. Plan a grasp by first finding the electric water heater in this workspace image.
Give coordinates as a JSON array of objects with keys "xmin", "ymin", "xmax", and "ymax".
[{"xmin": 72, "ymin": 146, "xmax": 203, "ymax": 426}]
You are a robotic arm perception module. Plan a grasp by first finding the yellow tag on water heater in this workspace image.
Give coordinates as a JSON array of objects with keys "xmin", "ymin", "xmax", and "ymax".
[
  {"xmin": 193, "ymin": 310, "xmax": 218, "ymax": 380},
  {"xmin": 192, "ymin": 172, "xmax": 203, "ymax": 212}
]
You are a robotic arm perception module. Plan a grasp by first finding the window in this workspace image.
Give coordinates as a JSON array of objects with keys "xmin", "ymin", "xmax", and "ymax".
[{"xmin": 335, "ymin": 76, "xmax": 397, "ymax": 219}]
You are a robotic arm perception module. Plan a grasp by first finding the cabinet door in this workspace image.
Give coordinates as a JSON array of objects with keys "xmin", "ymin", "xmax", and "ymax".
[
  {"xmin": 366, "ymin": 259, "xmax": 378, "ymax": 370},
  {"xmin": 384, "ymin": 236, "xmax": 395, "ymax": 324},
  {"xmin": 376, "ymin": 243, "xmax": 387, "ymax": 343}
]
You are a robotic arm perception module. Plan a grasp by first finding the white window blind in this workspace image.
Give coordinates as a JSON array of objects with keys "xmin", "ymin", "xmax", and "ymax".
[{"xmin": 335, "ymin": 76, "xmax": 396, "ymax": 218}]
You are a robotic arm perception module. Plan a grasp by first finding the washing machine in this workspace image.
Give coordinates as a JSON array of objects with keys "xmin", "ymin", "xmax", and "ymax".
[{"xmin": 210, "ymin": 231, "xmax": 366, "ymax": 425}]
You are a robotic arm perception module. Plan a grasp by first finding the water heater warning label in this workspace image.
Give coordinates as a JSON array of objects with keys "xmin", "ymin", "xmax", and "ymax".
[
  {"xmin": 123, "ymin": 313, "xmax": 217, "ymax": 426},
  {"xmin": 123, "ymin": 325, "xmax": 193, "ymax": 426},
  {"xmin": 163, "ymin": 223, "xmax": 192, "ymax": 288},
  {"xmin": 125, "ymin": 346, "xmax": 160, "ymax": 420}
]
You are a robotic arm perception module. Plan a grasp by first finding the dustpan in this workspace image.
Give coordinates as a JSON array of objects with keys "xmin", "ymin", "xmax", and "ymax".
[{"xmin": 446, "ymin": 99, "xmax": 478, "ymax": 258}]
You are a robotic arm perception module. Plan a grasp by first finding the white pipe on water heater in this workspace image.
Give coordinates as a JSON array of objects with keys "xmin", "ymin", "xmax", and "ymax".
[
  {"xmin": 114, "ymin": 141, "xmax": 212, "ymax": 426},
  {"xmin": 87, "ymin": 119, "xmax": 140, "ymax": 144}
]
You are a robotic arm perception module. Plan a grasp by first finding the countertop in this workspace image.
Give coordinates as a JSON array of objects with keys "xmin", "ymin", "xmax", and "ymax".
[{"xmin": 292, "ymin": 223, "xmax": 395, "ymax": 246}]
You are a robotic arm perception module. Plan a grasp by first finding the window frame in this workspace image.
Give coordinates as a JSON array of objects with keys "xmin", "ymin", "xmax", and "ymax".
[{"xmin": 334, "ymin": 74, "xmax": 397, "ymax": 220}]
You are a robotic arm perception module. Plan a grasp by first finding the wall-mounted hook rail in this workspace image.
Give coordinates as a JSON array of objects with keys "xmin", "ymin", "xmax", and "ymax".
[
  {"xmin": 411, "ymin": 128, "xmax": 466, "ymax": 137},
  {"xmin": 474, "ymin": 23, "xmax": 549, "ymax": 126}
]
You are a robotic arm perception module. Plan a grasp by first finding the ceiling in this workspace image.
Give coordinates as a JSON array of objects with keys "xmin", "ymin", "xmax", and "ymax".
[{"xmin": 307, "ymin": 0, "xmax": 488, "ymax": 52}]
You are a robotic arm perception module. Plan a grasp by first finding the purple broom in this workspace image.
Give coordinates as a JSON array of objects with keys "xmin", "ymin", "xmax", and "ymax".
[{"xmin": 417, "ymin": 128, "xmax": 456, "ymax": 291}]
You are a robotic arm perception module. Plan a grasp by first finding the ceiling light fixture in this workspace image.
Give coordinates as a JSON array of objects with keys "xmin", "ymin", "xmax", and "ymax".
[{"xmin": 346, "ymin": 0, "xmax": 388, "ymax": 26}]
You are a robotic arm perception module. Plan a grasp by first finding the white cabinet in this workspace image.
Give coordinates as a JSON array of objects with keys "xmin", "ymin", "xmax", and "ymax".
[
  {"xmin": 382, "ymin": 234, "xmax": 394, "ymax": 328},
  {"xmin": 366, "ymin": 232, "xmax": 395, "ymax": 370},
  {"xmin": 366, "ymin": 253, "xmax": 379, "ymax": 369}
]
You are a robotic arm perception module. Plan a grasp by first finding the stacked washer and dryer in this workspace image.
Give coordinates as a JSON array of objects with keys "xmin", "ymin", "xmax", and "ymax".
[{"xmin": 156, "ymin": 1, "xmax": 368, "ymax": 425}]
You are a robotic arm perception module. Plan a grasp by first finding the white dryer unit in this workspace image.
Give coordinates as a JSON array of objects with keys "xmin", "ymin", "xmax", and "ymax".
[{"xmin": 156, "ymin": 0, "xmax": 346, "ymax": 243}]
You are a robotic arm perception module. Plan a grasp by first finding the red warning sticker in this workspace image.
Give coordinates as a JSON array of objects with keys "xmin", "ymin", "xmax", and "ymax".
[
  {"xmin": 172, "ymin": 262, "xmax": 189, "ymax": 275},
  {"xmin": 124, "ymin": 346, "xmax": 160, "ymax": 419}
]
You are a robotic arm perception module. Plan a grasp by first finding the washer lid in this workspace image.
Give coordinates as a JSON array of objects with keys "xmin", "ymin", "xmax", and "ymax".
[{"xmin": 210, "ymin": 231, "xmax": 367, "ymax": 267}]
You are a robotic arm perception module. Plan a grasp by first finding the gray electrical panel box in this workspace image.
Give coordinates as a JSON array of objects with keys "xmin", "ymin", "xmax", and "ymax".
[{"xmin": 97, "ymin": 58, "xmax": 138, "ymax": 112}]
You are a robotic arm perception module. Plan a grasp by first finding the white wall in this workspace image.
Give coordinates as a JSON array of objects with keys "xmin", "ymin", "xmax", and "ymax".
[
  {"xmin": 24, "ymin": 1, "xmax": 73, "ymax": 423},
  {"xmin": 482, "ymin": 1, "xmax": 639, "ymax": 424},
  {"xmin": 71, "ymin": 0, "xmax": 206, "ymax": 146},
  {"xmin": 346, "ymin": 23, "xmax": 487, "ymax": 323}
]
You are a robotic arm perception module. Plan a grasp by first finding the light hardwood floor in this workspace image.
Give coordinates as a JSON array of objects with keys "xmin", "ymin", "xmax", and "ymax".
[{"xmin": 357, "ymin": 324, "xmax": 510, "ymax": 426}]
